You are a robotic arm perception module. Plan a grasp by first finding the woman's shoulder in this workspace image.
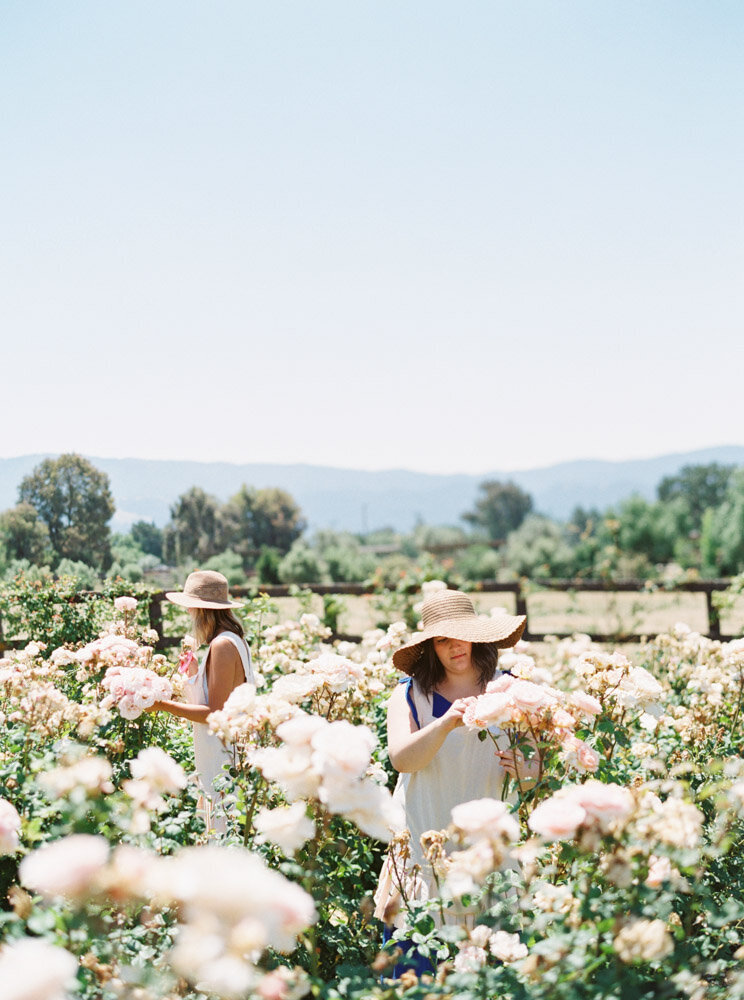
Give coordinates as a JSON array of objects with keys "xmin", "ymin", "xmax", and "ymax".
[{"xmin": 210, "ymin": 632, "xmax": 244, "ymax": 654}]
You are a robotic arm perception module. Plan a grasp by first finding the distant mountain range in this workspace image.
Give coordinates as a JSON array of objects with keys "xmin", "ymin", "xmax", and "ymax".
[{"xmin": 1, "ymin": 446, "xmax": 743, "ymax": 535}]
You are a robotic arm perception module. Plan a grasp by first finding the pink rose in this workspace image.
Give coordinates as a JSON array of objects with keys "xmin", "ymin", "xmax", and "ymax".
[
  {"xmin": 486, "ymin": 674, "xmax": 516, "ymax": 694},
  {"xmin": 508, "ymin": 680, "xmax": 554, "ymax": 713},
  {"xmin": 450, "ymin": 798, "xmax": 520, "ymax": 843},
  {"xmin": 561, "ymin": 735, "xmax": 600, "ymax": 773},
  {"xmin": 570, "ymin": 691, "xmax": 602, "ymax": 717},
  {"xmin": 20, "ymin": 834, "xmax": 109, "ymax": 900},
  {"xmin": 551, "ymin": 708, "xmax": 577, "ymax": 731},
  {"xmin": 0, "ymin": 798, "xmax": 21, "ymax": 855},
  {"xmin": 567, "ymin": 780, "xmax": 633, "ymax": 829},
  {"xmin": 528, "ymin": 798, "xmax": 587, "ymax": 840},
  {"xmin": 463, "ymin": 692, "xmax": 516, "ymax": 729}
]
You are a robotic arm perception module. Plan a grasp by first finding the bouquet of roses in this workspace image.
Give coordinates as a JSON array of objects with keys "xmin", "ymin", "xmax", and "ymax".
[{"xmin": 100, "ymin": 666, "xmax": 172, "ymax": 720}]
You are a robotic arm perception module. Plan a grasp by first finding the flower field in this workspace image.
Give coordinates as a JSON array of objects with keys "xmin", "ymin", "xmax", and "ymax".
[{"xmin": 1, "ymin": 584, "xmax": 744, "ymax": 1000}]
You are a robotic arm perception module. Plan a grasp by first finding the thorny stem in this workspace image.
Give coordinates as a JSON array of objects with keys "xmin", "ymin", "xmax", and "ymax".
[
  {"xmin": 242, "ymin": 775, "xmax": 266, "ymax": 845},
  {"xmin": 730, "ymin": 676, "xmax": 744, "ymax": 734},
  {"xmin": 387, "ymin": 843, "xmax": 414, "ymax": 911},
  {"xmin": 301, "ymin": 806, "xmax": 332, "ymax": 978},
  {"xmin": 430, "ymin": 863, "xmax": 447, "ymax": 927}
]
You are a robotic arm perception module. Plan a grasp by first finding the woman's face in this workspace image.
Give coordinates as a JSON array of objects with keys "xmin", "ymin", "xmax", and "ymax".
[{"xmin": 432, "ymin": 636, "xmax": 473, "ymax": 675}]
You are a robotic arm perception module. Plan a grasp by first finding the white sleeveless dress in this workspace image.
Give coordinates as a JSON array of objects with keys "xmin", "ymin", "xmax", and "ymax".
[
  {"xmin": 184, "ymin": 630, "xmax": 254, "ymax": 834},
  {"xmin": 374, "ymin": 677, "xmax": 512, "ymax": 924}
]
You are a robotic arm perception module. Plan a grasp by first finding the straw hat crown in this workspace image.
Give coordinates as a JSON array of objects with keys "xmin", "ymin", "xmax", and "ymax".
[
  {"xmin": 165, "ymin": 570, "xmax": 243, "ymax": 610},
  {"xmin": 392, "ymin": 588, "xmax": 526, "ymax": 674},
  {"xmin": 420, "ymin": 590, "xmax": 479, "ymax": 630}
]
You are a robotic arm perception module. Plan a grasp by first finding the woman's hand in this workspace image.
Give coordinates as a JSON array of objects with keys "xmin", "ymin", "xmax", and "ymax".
[
  {"xmin": 387, "ymin": 687, "xmax": 476, "ymax": 773},
  {"xmin": 497, "ymin": 745, "xmax": 540, "ymax": 783},
  {"xmin": 440, "ymin": 696, "xmax": 476, "ymax": 733}
]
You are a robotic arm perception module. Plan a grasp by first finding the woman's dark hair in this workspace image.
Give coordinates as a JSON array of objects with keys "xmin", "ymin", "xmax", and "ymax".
[
  {"xmin": 413, "ymin": 639, "xmax": 500, "ymax": 696},
  {"xmin": 192, "ymin": 607, "xmax": 245, "ymax": 647}
]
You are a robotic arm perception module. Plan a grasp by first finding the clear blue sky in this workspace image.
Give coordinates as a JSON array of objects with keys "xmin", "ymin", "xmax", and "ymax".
[{"xmin": 1, "ymin": 2, "xmax": 742, "ymax": 473}]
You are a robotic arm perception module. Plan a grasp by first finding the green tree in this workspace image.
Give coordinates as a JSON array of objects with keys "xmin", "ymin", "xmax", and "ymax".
[
  {"xmin": 256, "ymin": 545, "xmax": 282, "ymax": 584},
  {"xmin": 55, "ymin": 558, "xmax": 99, "ymax": 589},
  {"xmin": 202, "ymin": 549, "xmax": 246, "ymax": 587},
  {"xmin": 278, "ymin": 539, "xmax": 327, "ymax": 584},
  {"xmin": 18, "ymin": 454, "xmax": 115, "ymax": 568},
  {"xmin": 0, "ymin": 502, "xmax": 52, "ymax": 565},
  {"xmin": 700, "ymin": 468, "xmax": 744, "ymax": 575},
  {"xmin": 501, "ymin": 515, "xmax": 574, "ymax": 579},
  {"xmin": 313, "ymin": 530, "xmax": 375, "ymax": 583},
  {"xmin": 462, "ymin": 480, "xmax": 533, "ymax": 542},
  {"xmin": 131, "ymin": 520, "xmax": 163, "ymax": 559},
  {"xmin": 162, "ymin": 487, "xmax": 225, "ymax": 565},
  {"xmin": 615, "ymin": 494, "xmax": 691, "ymax": 569},
  {"xmin": 455, "ymin": 543, "xmax": 501, "ymax": 582},
  {"xmin": 223, "ymin": 485, "xmax": 306, "ymax": 566},
  {"xmin": 657, "ymin": 463, "xmax": 734, "ymax": 525},
  {"xmin": 412, "ymin": 523, "xmax": 468, "ymax": 554}
]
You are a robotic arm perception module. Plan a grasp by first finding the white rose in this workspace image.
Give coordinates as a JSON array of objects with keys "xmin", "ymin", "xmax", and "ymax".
[
  {"xmin": 130, "ymin": 747, "xmax": 187, "ymax": 794},
  {"xmin": 0, "ymin": 937, "xmax": 78, "ymax": 1000},
  {"xmin": 20, "ymin": 834, "xmax": 109, "ymax": 900},
  {"xmin": 254, "ymin": 803, "xmax": 315, "ymax": 856}
]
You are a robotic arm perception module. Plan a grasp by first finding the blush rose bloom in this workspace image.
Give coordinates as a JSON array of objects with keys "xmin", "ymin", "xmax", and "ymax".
[
  {"xmin": 254, "ymin": 803, "xmax": 315, "ymax": 856},
  {"xmin": 0, "ymin": 937, "xmax": 78, "ymax": 1000},
  {"xmin": 0, "ymin": 798, "xmax": 21, "ymax": 856},
  {"xmin": 486, "ymin": 673, "xmax": 515, "ymax": 694},
  {"xmin": 570, "ymin": 691, "xmax": 602, "ymax": 717},
  {"xmin": 489, "ymin": 930, "xmax": 528, "ymax": 963},
  {"xmin": 569, "ymin": 780, "xmax": 633, "ymax": 830},
  {"xmin": 311, "ymin": 721, "xmax": 375, "ymax": 781},
  {"xmin": 450, "ymin": 798, "xmax": 520, "ymax": 844},
  {"xmin": 114, "ymin": 596, "xmax": 138, "ymax": 612},
  {"xmin": 528, "ymin": 798, "xmax": 587, "ymax": 840},
  {"xmin": 130, "ymin": 747, "xmax": 187, "ymax": 794},
  {"xmin": 508, "ymin": 679, "xmax": 554, "ymax": 713},
  {"xmin": 20, "ymin": 834, "xmax": 110, "ymax": 901},
  {"xmin": 614, "ymin": 918, "xmax": 673, "ymax": 963},
  {"xmin": 463, "ymin": 692, "xmax": 516, "ymax": 729},
  {"xmin": 561, "ymin": 735, "xmax": 600, "ymax": 773}
]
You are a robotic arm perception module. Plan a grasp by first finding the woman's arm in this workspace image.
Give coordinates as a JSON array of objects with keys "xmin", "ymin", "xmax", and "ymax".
[
  {"xmin": 150, "ymin": 637, "xmax": 242, "ymax": 722},
  {"xmin": 387, "ymin": 683, "xmax": 474, "ymax": 773},
  {"xmin": 149, "ymin": 700, "xmax": 211, "ymax": 723}
]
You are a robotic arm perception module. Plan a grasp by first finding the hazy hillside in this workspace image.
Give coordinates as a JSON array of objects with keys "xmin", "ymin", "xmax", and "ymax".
[{"xmin": 1, "ymin": 447, "xmax": 743, "ymax": 534}]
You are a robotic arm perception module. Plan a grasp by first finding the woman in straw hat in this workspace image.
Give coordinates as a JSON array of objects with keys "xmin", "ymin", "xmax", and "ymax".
[
  {"xmin": 374, "ymin": 588, "xmax": 535, "ymax": 957},
  {"xmin": 149, "ymin": 570, "xmax": 255, "ymax": 834}
]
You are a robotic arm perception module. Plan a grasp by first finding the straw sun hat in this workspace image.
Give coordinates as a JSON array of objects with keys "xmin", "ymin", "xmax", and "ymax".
[
  {"xmin": 392, "ymin": 589, "xmax": 526, "ymax": 675},
  {"xmin": 165, "ymin": 570, "xmax": 243, "ymax": 610}
]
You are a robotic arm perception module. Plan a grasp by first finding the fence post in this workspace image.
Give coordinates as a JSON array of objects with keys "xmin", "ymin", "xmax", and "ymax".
[
  {"xmin": 149, "ymin": 593, "xmax": 165, "ymax": 648},
  {"xmin": 706, "ymin": 589, "xmax": 722, "ymax": 641},
  {"xmin": 515, "ymin": 581, "xmax": 529, "ymax": 636}
]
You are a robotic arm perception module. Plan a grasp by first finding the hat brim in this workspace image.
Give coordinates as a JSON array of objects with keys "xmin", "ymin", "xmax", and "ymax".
[
  {"xmin": 165, "ymin": 592, "xmax": 244, "ymax": 610},
  {"xmin": 392, "ymin": 613, "xmax": 527, "ymax": 675}
]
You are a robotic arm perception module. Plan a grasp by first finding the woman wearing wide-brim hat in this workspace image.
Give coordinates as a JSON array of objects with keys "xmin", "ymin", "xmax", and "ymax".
[
  {"xmin": 374, "ymin": 587, "xmax": 536, "ymax": 962},
  {"xmin": 149, "ymin": 570, "xmax": 255, "ymax": 834}
]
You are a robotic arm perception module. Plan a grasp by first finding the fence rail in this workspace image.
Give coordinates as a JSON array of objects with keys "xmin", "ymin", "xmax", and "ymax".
[{"xmin": 0, "ymin": 579, "xmax": 738, "ymax": 652}]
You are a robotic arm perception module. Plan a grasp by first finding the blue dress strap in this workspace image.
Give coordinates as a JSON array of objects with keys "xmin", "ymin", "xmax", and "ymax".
[{"xmin": 401, "ymin": 677, "xmax": 421, "ymax": 730}]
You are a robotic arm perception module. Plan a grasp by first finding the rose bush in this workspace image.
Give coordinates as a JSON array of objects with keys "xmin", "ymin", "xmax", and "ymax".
[{"xmin": 0, "ymin": 584, "xmax": 743, "ymax": 999}]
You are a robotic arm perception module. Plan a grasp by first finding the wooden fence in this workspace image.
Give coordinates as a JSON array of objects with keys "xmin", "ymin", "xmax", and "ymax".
[{"xmin": 2, "ymin": 578, "xmax": 735, "ymax": 652}]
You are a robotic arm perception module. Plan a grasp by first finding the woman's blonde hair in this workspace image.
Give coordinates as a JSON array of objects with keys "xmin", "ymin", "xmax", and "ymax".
[{"xmin": 191, "ymin": 607, "xmax": 245, "ymax": 647}]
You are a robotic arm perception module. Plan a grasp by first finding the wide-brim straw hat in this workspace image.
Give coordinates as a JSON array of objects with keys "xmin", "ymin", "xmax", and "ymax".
[
  {"xmin": 165, "ymin": 570, "xmax": 243, "ymax": 610},
  {"xmin": 392, "ymin": 589, "xmax": 526, "ymax": 675}
]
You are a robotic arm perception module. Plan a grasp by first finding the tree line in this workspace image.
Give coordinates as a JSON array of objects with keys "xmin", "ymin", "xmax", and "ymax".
[{"xmin": 0, "ymin": 453, "xmax": 743, "ymax": 588}]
